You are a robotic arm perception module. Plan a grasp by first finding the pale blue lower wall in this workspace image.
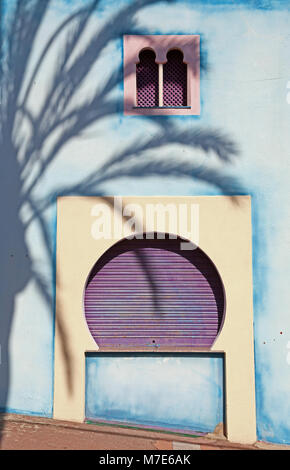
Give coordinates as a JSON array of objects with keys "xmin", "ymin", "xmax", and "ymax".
[{"xmin": 85, "ymin": 354, "xmax": 224, "ymax": 433}]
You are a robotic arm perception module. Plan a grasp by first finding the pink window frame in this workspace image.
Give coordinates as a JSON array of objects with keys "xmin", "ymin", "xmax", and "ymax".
[{"xmin": 123, "ymin": 35, "xmax": 200, "ymax": 116}]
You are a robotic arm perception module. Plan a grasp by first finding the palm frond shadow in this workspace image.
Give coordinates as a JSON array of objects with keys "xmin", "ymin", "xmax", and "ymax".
[{"xmin": 0, "ymin": 0, "xmax": 243, "ymax": 443}]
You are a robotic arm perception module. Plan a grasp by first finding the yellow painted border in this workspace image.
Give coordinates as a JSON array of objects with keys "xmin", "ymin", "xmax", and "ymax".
[{"xmin": 54, "ymin": 196, "xmax": 256, "ymax": 444}]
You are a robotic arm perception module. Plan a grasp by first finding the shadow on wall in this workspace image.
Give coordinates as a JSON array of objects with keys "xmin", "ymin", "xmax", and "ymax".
[{"xmin": 0, "ymin": 0, "xmax": 242, "ymax": 443}]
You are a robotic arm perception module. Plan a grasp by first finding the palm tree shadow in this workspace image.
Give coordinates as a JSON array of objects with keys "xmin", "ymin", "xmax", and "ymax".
[{"xmin": 0, "ymin": 0, "xmax": 243, "ymax": 446}]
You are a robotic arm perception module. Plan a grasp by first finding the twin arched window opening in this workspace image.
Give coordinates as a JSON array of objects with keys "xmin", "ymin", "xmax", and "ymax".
[{"xmin": 136, "ymin": 49, "xmax": 188, "ymax": 108}]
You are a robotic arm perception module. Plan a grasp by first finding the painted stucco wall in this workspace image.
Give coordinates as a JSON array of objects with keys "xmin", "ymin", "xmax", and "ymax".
[
  {"xmin": 85, "ymin": 354, "xmax": 224, "ymax": 433},
  {"xmin": 1, "ymin": 0, "xmax": 290, "ymax": 445}
]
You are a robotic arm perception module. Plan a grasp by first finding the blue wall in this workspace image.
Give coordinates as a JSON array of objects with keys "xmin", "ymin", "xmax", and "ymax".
[
  {"xmin": 85, "ymin": 354, "xmax": 224, "ymax": 433},
  {"xmin": 1, "ymin": 0, "xmax": 290, "ymax": 445}
]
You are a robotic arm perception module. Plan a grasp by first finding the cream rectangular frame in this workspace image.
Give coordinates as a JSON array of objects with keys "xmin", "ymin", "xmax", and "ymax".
[{"xmin": 54, "ymin": 196, "xmax": 256, "ymax": 444}]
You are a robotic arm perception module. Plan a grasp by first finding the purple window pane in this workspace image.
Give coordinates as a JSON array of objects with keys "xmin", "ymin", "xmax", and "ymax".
[
  {"xmin": 136, "ymin": 50, "xmax": 159, "ymax": 107},
  {"xmin": 163, "ymin": 50, "xmax": 187, "ymax": 107}
]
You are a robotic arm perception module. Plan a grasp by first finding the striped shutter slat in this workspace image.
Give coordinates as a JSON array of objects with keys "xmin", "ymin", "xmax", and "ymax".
[{"xmin": 84, "ymin": 239, "xmax": 224, "ymax": 349}]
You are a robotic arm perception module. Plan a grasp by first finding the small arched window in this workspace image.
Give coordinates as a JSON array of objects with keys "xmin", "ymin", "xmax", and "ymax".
[
  {"xmin": 163, "ymin": 49, "xmax": 187, "ymax": 107},
  {"xmin": 124, "ymin": 35, "xmax": 200, "ymax": 115},
  {"xmin": 136, "ymin": 49, "xmax": 188, "ymax": 108},
  {"xmin": 136, "ymin": 49, "xmax": 159, "ymax": 107}
]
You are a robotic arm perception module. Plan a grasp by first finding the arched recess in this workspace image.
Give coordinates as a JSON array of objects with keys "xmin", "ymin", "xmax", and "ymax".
[
  {"xmin": 136, "ymin": 49, "xmax": 159, "ymax": 107},
  {"xmin": 84, "ymin": 234, "xmax": 225, "ymax": 349},
  {"xmin": 163, "ymin": 49, "xmax": 187, "ymax": 106}
]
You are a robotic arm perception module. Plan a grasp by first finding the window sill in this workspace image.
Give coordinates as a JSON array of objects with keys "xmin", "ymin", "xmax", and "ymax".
[{"xmin": 133, "ymin": 106, "xmax": 191, "ymax": 109}]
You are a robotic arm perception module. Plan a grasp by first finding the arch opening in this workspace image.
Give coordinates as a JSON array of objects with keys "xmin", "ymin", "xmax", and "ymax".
[
  {"xmin": 163, "ymin": 49, "xmax": 187, "ymax": 106},
  {"xmin": 84, "ymin": 235, "xmax": 225, "ymax": 349},
  {"xmin": 136, "ymin": 49, "xmax": 159, "ymax": 107}
]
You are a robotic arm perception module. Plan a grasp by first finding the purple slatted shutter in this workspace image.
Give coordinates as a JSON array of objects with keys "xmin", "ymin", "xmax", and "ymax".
[
  {"xmin": 84, "ymin": 237, "xmax": 225, "ymax": 349},
  {"xmin": 136, "ymin": 50, "xmax": 159, "ymax": 107},
  {"xmin": 163, "ymin": 50, "xmax": 187, "ymax": 106}
]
